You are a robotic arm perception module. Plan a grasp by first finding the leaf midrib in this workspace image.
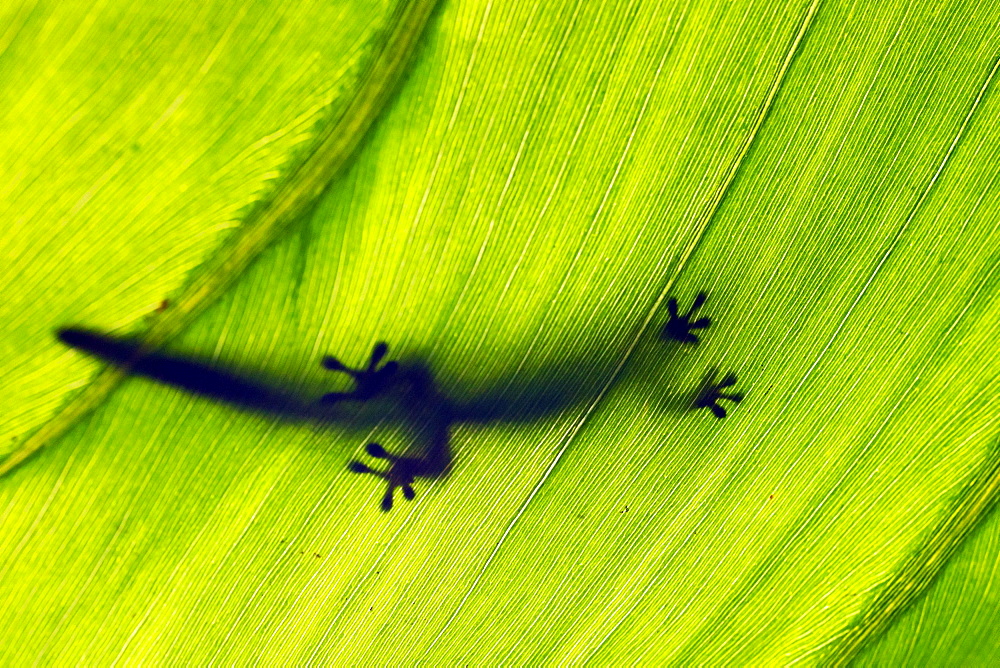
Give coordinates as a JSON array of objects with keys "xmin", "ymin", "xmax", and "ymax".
[{"xmin": 424, "ymin": 0, "xmax": 822, "ymax": 654}]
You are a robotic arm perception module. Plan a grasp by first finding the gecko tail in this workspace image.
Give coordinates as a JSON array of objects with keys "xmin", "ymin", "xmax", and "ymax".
[
  {"xmin": 57, "ymin": 327, "xmax": 309, "ymax": 418},
  {"xmin": 57, "ymin": 327, "xmax": 142, "ymax": 364}
]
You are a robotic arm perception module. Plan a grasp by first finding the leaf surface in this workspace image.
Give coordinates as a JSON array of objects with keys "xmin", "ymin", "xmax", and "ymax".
[{"xmin": 2, "ymin": 0, "xmax": 999, "ymax": 664}]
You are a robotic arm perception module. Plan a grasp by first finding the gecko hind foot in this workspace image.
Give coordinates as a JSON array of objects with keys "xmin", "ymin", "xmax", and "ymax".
[
  {"xmin": 320, "ymin": 342, "xmax": 399, "ymax": 404},
  {"xmin": 348, "ymin": 442, "xmax": 419, "ymax": 511}
]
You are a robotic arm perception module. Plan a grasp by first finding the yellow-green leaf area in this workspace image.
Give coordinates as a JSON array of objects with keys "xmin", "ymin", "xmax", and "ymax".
[
  {"xmin": 856, "ymin": 490, "xmax": 1000, "ymax": 666},
  {"xmin": 0, "ymin": 0, "xmax": 409, "ymax": 458},
  {"xmin": 2, "ymin": 0, "xmax": 1000, "ymax": 665}
]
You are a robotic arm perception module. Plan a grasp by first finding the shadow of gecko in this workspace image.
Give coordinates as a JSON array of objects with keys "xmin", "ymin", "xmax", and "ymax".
[
  {"xmin": 57, "ymin": 328, "xmax": 578, "ymax": 511},
  {"xmin": 56, "ymin": 291, "xmax": 743, "ymax": 511}
]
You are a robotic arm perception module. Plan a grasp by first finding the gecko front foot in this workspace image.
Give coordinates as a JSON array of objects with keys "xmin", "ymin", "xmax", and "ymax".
[
  {"xmin": 320, "ymin": 342, "xmax": 399, "ymax": 404},
  {"xmin": 348, "ymin": 442, "xmax": 422, "ymax": 511},
  {"xmin": 693, "ymin": 369, "xmax": 744, "ymax": 418},
  {"xmin": 663, "ymin": 292, "xmax": 711, "ymax": 344}
]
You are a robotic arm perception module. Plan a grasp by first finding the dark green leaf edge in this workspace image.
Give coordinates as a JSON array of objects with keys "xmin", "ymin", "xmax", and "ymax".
[{"xmin": 0, "ymin": 0, "xmax": 442, "ymax": 478}]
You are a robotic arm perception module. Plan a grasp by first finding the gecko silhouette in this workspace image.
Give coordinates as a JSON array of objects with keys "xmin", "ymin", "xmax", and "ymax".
[
  {"xmin": 58, "ymin": 328, "xmax": 462, "ymax": 510},
  {"xmin": 57, "ymin": 292, "xmax": 739, "ymax": 510}
]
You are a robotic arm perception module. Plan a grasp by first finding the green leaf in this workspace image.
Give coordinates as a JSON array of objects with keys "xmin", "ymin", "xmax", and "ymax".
[
  {"xmin": 2, "ymin": 0, "xmax": 999, "ymax": 664},
  {"xmin": 856, "ymin": 488, "xmax": 1000, "ymax": 666}
]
